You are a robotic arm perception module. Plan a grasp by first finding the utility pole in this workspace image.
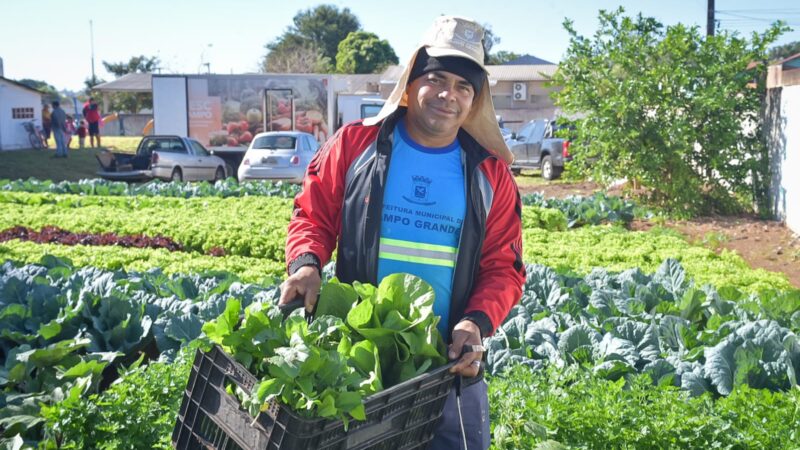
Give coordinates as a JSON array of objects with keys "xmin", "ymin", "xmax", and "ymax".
[
  {"xmin": 706, "ymin": 0, "xmax": 715, "ymax": 36},
  {"xmin": 89, "ymin": 20, "xmax": 96, "ymax": 85}
]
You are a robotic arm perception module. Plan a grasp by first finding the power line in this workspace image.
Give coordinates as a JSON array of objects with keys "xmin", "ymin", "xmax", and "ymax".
[{"xmin": 716, "ymin": 8, "xmax": 800, "ymax": 14}]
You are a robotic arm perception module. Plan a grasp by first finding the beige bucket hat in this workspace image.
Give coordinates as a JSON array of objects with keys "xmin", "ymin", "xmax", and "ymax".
[{"xmin": 363, "ymin": 15, "xmax": 513, "ymax": 164}]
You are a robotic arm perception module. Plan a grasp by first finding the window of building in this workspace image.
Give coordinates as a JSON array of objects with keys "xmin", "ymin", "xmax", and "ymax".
[{"xmin": 12, "ymin": 107, "xmax": 34, "ymax": 119}]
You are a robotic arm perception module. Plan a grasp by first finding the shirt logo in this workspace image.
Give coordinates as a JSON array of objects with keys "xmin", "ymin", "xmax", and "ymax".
[{"xmin": 404, "ymin": 175, "xmax": 436, "ymax": 206}]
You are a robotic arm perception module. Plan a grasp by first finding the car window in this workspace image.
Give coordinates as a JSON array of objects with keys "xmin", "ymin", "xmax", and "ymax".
[
  {"xmin": 190, "ymin": 140, "xmax": 210, "ymax": 156},
  {"xmin": 141, "ymin": 139, "xmax": 159, "ymax": 155},
  {"xmin": 303, "ymin": 136, "xmax": 319, "ymax": 152},
  {"xmin": 360, "ymin": 104, "xmax": 383, "ymax": 119},
  {"xmin": 157, "ymin": 138, "xmax": 187, "ymax": 154},
  {"xmin": 251, "ymin": 135, "xmax": 297, "ymax": 150},
  {"xmin": 516, "ymin": 123, "xmax": 534, "ymax": 140}
]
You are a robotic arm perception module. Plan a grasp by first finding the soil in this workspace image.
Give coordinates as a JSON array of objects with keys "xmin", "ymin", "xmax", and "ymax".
[
  {"xmin": 517, "ymin": 179, "xmax": 800, "ymax": 289},
  {"xmin": 632, "ymin": 216, "xmax": 800, "ymax": 289}
]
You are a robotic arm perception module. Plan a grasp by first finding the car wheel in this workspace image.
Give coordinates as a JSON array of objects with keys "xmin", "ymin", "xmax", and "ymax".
[
  {"xmin": 214, "ymin": 167, "xmax": 225, "ymax": 182},
  {"xmin": 171, "ymin": 168, "xmax": 183, "ymax": 182},
  {"xmin": 541, "ymin": 156, "xmax": 555, "ymax": 180},
  {"xmin": 510, "ymin": 167, "xmax": 522, "ymax": 176}
]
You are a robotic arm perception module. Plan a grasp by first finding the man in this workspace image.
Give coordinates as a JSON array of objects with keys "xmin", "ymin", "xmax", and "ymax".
[
  {"xmin": 83, "ymin": 97, "xmax": 102, "ymax": 147},
  {"xmin": 280, "ymin": 16, "xmax": 524, "ymax": 449},
  {"xmin": 50, "ymin": 101, "xmax": 67, "ymax": 158}
]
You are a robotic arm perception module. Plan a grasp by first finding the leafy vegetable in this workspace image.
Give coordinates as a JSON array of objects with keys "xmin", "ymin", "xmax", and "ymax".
[
  {"xmin": 521, "ymin": 192, "xmax": 640, "ymax": 228},
  {"xmin": 0, "ymin": 178, "xmax": 300, "ymax": 199},
  {"xmin": 485, "ymin": 260, "xmax": 800, "ymax": 396},
  {"xmin": 202, "ymin": 274, "xmax": 447, "ymax": 423}
]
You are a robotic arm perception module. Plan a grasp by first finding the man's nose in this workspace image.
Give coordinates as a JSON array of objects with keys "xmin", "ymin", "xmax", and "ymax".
[{"xmin": 437, "ymin": 85, "xmax": 457, "ymax": 101}]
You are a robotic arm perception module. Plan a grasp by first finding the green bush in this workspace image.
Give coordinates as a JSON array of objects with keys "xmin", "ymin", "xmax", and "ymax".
[
  {"xmin": 489, "ymin": 365, "xmax": 800, "ymax": 449},
  {"xmin": 40, "ymin": 345, "xmax": 195, "ymax": 450}
]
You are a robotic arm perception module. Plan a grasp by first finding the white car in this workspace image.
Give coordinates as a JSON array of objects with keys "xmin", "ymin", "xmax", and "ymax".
[{"xmin": 237, "ymin": 132, "xmax": 320, "ymax": 184}]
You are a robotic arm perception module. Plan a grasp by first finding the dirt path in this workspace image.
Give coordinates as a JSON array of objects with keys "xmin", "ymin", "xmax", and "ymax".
[
  {"xmin": 516, "ymin": 176, "xmax": 800, "ymax": 289},
  {"xmin": 633, "ymin": 216, "xmax": 800, "ymax": 289}
]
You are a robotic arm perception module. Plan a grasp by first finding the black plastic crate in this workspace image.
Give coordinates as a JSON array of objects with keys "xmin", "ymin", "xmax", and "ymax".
[{"xmin": 172, "ymin": 345, "xmax": 455, "ymax": 449}]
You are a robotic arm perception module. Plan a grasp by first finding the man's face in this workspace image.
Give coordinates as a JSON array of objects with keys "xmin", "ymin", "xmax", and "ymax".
[{"xmin": 405, "ymin": 70, "xmax": 475, "ymax": 139}]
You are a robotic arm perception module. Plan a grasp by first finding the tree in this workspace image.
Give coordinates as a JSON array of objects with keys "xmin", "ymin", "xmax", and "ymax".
[
  {"xmin": 102, "ymin": 55, "xmax": 160, "ymax": 77},
  {"xmin": 486, "ymin": 51, "xmax": 521, "ymax": 65},
  {"xmin": 336, "ymin": 31, "xmax": 398, "ymax": 74},
  {"xmin": 768, "ymin": 40, "xmax": 800, "ymax": 62},
  {"xmin": 481, "ymin": 24, "xmax": 501, "ymax": 65},
  {"xmin": 261, "ymin": 32, "xmax": 331, "ymax": 73},
  {"xmin": 16, "ymin": 79, "xmax": 60, "ymax": 101},
  {"xmin": 293, "ymin": 5, "xmax": 360, "ymax": 63},
  {"xmin": 550, "ymin": 8, "xmax": 787, "ymax": 216},
  {"xmin": 262, "ymin": 5, "xmax": 360, "ymax": 73}
]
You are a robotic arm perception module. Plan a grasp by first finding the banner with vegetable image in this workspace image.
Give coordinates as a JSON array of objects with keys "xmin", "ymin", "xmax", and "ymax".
[{"xmin": 186, "ymin": 75, "xmax": 331, "ymax": 148}]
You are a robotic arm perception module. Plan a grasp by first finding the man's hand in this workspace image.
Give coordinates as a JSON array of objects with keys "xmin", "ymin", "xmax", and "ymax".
[
  {"xmin": 448, "ymin": 319, "xmax": 483, "ymax": 377},
  {"xmin": 279, "ymin": 266, "xmax": 321, "ymax": 313}
]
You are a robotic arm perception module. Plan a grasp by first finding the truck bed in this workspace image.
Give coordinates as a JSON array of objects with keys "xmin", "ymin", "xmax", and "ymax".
[{"xmin": 95, "ymin": 151, "xmax": 154, "ymax": 182}]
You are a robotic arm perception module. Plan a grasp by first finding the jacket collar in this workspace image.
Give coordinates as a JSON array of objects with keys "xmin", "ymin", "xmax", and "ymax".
[{"xmin": 375, "ymin": 108, "xmax": 493, "ymax": 168}]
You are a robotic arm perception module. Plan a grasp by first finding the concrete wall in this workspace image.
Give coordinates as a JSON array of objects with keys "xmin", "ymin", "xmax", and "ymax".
[
  {"xmin": 768, "ymin": 83, "xmax": 800, "ymax": 235},
  {"xmin": 0, "ymin": 80, "xmax": 42, "ymax": 150},
  {"xmin": 491, "ymin": 80, "xmax": 559, "ymax": 132}
]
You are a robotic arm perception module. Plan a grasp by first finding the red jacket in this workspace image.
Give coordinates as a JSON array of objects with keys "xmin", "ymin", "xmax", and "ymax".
[{"xmin": 286, "ymin": 110, "xmax": 525, "ymax": 337}]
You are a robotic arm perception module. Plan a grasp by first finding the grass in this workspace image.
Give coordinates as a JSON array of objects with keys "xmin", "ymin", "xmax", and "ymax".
[
  {"xmin": 513, "ymin": 170, "xmax": 576, "ymax": 188},
  {"xmin": 0, "ymin": 137, "xmax": 142, "ymax": 182}
]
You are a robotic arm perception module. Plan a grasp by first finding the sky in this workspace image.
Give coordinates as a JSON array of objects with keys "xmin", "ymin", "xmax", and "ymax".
[{"xmin": 1, "ymin": 0, "xmax": 799, "ymax": 92}]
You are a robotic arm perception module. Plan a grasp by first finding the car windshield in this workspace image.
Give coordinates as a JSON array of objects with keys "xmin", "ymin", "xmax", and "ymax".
[{"xmin": 252, "ymin": 135, "xmax": 296, "ymax": 150}]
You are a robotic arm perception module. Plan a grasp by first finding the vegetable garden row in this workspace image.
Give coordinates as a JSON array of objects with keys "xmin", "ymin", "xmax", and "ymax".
[{"xmin": 1, "ymin": 178, "xmax": 798, "ymax": 449}]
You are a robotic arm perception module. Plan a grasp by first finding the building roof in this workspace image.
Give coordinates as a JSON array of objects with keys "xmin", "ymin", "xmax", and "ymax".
[
  {"xmin": 487, "ymin": 64, "xmax": 558, "ymax": 81},
  {"xmin": 503, "ymin": 54, "xmax": 555, "ymax": 66},
  {"xmin": 331, "ymin": 73, "xmax": 382, "ymax": 93},
  {"xmin": 0, "ymin": 77, "xmax": 44, "ymax": 95},
  {"xmin": 92, "ymin": 73, "xmax": 153, "ymax": 93},
  {"xmin": 379, "ymin": 65, "xmax": 405, "ymax": 84},
  {"xmin": 781, "ymin": 52, "xmax": 800, "ymax": 70}
]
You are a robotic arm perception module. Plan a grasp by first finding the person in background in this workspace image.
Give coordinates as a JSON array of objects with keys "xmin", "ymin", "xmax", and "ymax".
[
  {"xmin": 41, "ymin": 104, "xmax": 52, "ymax": 148},
  {"xmin": 50, "ymin": 101, "xmax": 68, "ymax": 158},
  {"xmin": 77, "ymin": 119, "xmax": 88, "ymax": 149},
  {"xmin": 83, "ymin": 97, "xmax": 102, "ymax": 147},
  {"xmin": 64, "ymin": 115, "xmax": 76, "ymax": 149}
]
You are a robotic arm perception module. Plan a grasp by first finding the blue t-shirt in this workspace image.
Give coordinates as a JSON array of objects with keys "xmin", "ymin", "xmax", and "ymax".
[{"xmin": 377, "ymin": 121, "xmax": 466, "ymax": 336}]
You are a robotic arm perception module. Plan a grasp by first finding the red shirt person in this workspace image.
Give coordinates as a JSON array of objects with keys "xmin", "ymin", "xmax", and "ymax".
[{"xmin": 82, "ymin": 98, "xmax": 102, "ymax": 147}]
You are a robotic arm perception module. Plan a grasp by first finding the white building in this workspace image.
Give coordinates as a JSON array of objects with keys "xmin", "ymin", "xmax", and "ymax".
[
  {"xmin": 767, "ymin": 53, "xmax": 800, "ymax": 235},
  {"xmin": 0, "ymin": 76, "xmax": 44, "ymax": 150}
]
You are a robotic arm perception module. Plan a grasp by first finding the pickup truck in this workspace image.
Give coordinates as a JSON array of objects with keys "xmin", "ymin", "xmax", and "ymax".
[
  {"xmin": 96, "ymin": 136, "xmax": 227, "ymax": 182},
  {"xmin": 505, "ymin": 119, "xmax": 572, "ymax": 180}
]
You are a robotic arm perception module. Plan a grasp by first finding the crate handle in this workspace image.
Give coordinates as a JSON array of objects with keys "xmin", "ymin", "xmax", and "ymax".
[{"xmin": 278, "ymin": 295, "xmax": 317, "ymax": 324}]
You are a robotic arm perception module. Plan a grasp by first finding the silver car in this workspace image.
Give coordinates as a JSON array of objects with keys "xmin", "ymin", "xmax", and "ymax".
[
  {"xmin": 237, "ymin": 132, "xmax": 320, "ymax": 184},
  {"xmin": 96, "ymin": 135, "xmax": 227, "ymax": 182}
]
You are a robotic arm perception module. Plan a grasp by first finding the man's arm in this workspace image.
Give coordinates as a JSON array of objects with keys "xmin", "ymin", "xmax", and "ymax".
[
  {"xmin": 448, "ymin": 162, "xmax": 524, "ymax": 376},
  {"xmin": 463, "ymin": 162, "xmax": 526, "ymax": 336},
  {"xmin": 281, "ymin": 127, "xmax": 350, "ymax": 309}
]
